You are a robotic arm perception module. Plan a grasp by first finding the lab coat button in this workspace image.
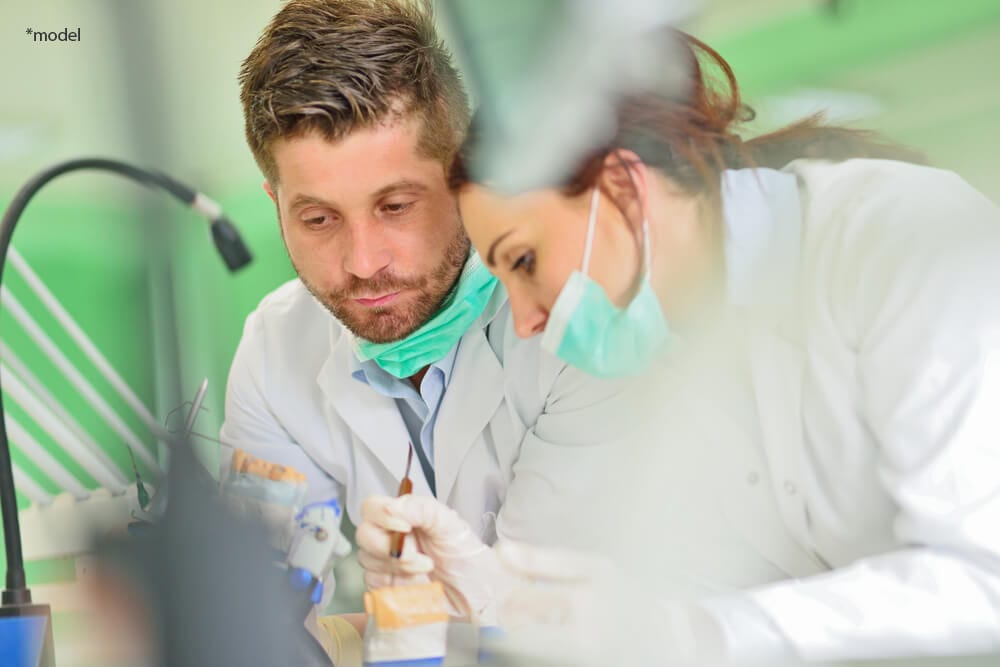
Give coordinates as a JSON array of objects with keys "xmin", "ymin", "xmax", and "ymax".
[
  {"xmin": 784, "ymin": 480, "xmax": 797, "ymax": 495},
  {"xmin": 747, "ymin": 472, "xmax": 760, "ymax": 485}
]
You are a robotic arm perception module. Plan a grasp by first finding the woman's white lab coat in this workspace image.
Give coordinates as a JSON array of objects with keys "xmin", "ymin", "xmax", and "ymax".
[{"xmin": 612, "ymin": 158, "xmax": 1000, "ymax": 662}]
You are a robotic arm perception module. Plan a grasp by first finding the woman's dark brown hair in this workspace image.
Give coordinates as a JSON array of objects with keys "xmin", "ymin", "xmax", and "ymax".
[{"xmin": 451, "ymin": 30, "xmax": 922, "ymax": 201}]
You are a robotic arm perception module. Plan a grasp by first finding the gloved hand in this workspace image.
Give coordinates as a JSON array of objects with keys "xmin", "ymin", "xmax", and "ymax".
[
  {"xmin": 491, "ymin": 540, "xmax": 729, "ymax": 666},
  {"xmin": 356, "ymin": 495, "xmax": 511, "ymax": 625}
]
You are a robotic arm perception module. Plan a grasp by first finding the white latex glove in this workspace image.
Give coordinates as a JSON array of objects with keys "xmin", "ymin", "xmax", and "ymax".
[
  {"xmin": 493, "ymin": 540, "xmax": 730, "ymax": 666},
  {"xmin": 356, "ymin": 495, "xmax": 512, "ymax": 625}
]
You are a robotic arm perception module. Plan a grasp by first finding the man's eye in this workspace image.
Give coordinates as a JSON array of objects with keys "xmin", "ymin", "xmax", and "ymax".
[
  {"xmin": 382, "ymin": 201, "xmax": 414, "ymax": 215},
  {"xmin": 510, "ymin": 250, "xmax": 536, "ymax": 275},
  {"xmin": 303, "ymin": 215, "xmax": 328, "ymax": 227}
]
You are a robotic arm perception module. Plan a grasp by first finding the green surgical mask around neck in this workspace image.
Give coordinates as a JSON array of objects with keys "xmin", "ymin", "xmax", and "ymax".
[{"xmin": 354, "ymin": 251, "xmax": 499, "ymax": 378}]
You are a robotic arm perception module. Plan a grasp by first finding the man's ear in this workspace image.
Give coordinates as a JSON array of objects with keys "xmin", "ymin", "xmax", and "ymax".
[
  {"xmin": 263, "ymin": 181, "xmax": 283, "ymax": 229},
  {"xmin": 597, "ymin": 149, "xmax": 648, "ymax": 235}
]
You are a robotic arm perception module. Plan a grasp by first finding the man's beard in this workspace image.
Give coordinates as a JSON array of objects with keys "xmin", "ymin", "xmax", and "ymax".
[{"xmin": 299, "ymin": 229, "xmax": 471, "ymax": 344}]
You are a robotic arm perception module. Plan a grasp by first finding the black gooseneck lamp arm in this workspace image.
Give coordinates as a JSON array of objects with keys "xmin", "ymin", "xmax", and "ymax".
[{"xmin": 0, "ymin": 157, "xmax": 253, "ymax": 606}]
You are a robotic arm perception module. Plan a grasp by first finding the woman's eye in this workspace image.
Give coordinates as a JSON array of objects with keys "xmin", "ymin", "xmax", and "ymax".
[{"xmin": 510, "ymin": 250, "xmax": 536, "ymax": 275}]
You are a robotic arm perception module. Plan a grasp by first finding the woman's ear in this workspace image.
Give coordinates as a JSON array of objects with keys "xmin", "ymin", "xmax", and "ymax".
[{"xmin": 597, "ymin": 149, "xmax": 648, "ymax": 235}]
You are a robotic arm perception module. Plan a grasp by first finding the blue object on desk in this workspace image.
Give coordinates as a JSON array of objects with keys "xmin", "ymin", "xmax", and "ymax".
[
  {"xmin": 0, "ymin": 605, "xmax": 53, "ymax": 667},
  {"xmin": 477, "ymin": 625, "xmax": 505, "ymax": 664}
]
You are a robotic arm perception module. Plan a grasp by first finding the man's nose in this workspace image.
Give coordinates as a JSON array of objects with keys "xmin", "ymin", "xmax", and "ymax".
[{"xmin": 343, "ymin": 219, "xmax": 391, "ymax": 280}]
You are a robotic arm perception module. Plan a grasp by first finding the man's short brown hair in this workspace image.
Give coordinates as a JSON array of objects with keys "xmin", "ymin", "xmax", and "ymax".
[{"xmin": 239, "ymin": 0, "xmax": 470, "ymax": 184}]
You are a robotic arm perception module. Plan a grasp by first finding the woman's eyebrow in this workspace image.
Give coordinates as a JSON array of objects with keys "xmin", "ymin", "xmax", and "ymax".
[{"xmin": 487, "ymin": 230, "xmax": 514, "ymax": 267}]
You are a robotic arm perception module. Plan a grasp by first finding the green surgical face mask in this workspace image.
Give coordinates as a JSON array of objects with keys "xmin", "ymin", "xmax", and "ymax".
[
  {"xmin": 540, "ymin": 188, "xmax": 670, "ymax": 377},
  {"xmin": 354, "ymin": 250, "xmax": 499, "ymax": 378}
]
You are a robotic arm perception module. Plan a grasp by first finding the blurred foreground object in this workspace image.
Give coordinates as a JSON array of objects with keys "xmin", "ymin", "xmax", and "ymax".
[
  {"xmin": 93, "ymin": 438, "xmax": 333, "ymax": 667},
  {"xmin": 438, "ymin": 0, "xmax": 699, "ymax": 193},
  {"xmin": 220, "ymin": 449, "xmax": 352, "ymax": 609},
  {"xmin": 487, "ymin": 540, "xmax": 728, "ymax": 666},
  {"xmin": 222, "ymin": 448, "xmax": 309, "ymax": 549}
]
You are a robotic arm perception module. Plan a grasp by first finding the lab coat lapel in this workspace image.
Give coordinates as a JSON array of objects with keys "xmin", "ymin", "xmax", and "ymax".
[
  {"xmin": 432, "ymin": 289, "xmax": 506, "ymax": 503},
  {"xmin": 315, "ymin": 326, "xmax": 432, "ymax": 495}
]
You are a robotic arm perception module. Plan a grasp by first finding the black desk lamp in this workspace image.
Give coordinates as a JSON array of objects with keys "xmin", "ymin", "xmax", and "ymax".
[{"xmin": 0, "ymin": 158, "xmax": 252, "ymax": 665}]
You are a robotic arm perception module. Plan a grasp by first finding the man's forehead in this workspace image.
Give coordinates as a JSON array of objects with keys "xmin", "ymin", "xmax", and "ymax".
[
  {"xmin": 273, "ymin": 119, "xmax": 422, "ymax": 165},
  {"xmin": 271, "ymin": 120, "xmax": 445, "ymax": 201},
  {"xmin": 285, "ymin": 180, "xmax": 431, "ymax": 211}
]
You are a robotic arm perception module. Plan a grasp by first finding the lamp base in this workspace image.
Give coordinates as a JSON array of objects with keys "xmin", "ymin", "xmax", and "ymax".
[{"xmin": 0, "ymin": 601, "xmax": 55, "ymax": 667}]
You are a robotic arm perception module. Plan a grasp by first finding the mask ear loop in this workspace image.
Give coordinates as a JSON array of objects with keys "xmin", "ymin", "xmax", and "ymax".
[
  {"xmin": 641, "ymin": 218, "xmax": 653, "ymax": 278},
  {"xmin": 581, "ymin": 187, "xmax": 601, "ymax": 277}
]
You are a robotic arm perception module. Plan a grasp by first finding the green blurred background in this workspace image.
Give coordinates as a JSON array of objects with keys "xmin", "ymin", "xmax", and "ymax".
[{"xmin": 1, "ymin": 0, "xmax": 999, "ymax": 645}]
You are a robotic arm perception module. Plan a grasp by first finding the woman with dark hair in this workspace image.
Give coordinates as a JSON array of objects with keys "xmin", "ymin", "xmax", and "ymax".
[{"xmin": 357, "ymin": 32, "xmax": 1000, "ymax": 664}]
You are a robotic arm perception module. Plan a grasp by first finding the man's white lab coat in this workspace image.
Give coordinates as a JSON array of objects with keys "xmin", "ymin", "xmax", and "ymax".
[{"xmin": 220, "ymin": 281, "xmax": 625, "ymax": 545}]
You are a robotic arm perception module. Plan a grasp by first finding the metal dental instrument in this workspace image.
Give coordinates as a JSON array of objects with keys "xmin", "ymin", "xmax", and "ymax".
[{"xmin": 388, "ymin": 443, "xmax": 415, "ymax": 559}]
